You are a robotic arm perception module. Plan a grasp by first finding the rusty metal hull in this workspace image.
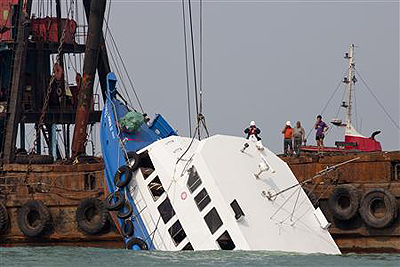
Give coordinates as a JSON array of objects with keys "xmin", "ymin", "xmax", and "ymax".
[
  {"xmin": 282, "ymin": 151, "xmax": 400, "ymax": 253},
  {"xmin": 0, "ymin": 161, "xmax": 122, "ymax": 248}
]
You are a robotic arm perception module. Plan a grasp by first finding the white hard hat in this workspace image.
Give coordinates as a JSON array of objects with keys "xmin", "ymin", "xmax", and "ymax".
[
  {"xmin": 286, "ymin": 121, "xmax": 291, "ymax": 126},
  {"xmin": 250, "ymin": 121, "xmax": 256, "ymax": 126}
]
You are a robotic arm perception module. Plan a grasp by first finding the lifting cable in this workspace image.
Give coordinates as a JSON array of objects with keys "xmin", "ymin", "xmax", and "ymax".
[
  {"xmin": 183, "ymin": 0, "xmax": 209, "ymax": 140},
  {"xmin": 355, "ymin": 68, "xmax": 400, "ymax": 130},
  {"xmin": 181, "ymin": 0, "xmax": 192, "ymax": 137},
  {"xmin": 199, "ymin": 0, "xmax": 203, "ymax": 115},
  {"xmin": 187, "ymin": 0, "xmax": 200, "ymax": 125},
  {"xmin": 305, "ymin": 67, "xmax": 350, "ymax": 141}
]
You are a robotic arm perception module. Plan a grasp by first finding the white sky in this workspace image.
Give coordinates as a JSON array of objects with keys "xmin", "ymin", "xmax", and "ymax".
[{"xmin": 107, "ymin": 0, "xmax": 399, "ymax": 153}]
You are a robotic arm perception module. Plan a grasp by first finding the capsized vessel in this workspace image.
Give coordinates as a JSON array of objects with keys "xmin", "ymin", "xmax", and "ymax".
[{"xmin": 100, "ymin": 73, "xmax": 340, "ymax": 253}]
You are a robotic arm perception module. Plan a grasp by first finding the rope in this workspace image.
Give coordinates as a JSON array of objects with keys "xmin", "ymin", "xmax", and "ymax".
[
  {"xmin": 188, "ymin": 0, "xmax": 200, "ymax": 139},
  {"xmin": 355, "ymin": 68, "xmax": 400, "ymax": 130},
  {"xmin": 104, "ymin": 0, "xmax": 112, "ymax": 42},
  {"xmin": 104, "ymin": 21, "xmax": 144, "ymax": 114},
  {"xmin": 181, "ymin": 0, "xmax": 192, "ymax": 137},
  {"xmin": 305, "ymin": 68, "xmax": 350, "ymax": 141},
  {"xmin": 199, "ymin": 0, "xmax": 203, "ymax": 115}
]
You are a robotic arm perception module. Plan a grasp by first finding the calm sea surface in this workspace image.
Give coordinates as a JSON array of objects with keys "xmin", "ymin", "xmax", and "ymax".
[{"xmin": 0, "ymin": 247, "xmax": 399, "ymax": 267}]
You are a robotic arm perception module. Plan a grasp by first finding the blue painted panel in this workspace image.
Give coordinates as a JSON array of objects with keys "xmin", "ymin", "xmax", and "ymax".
[{"xmin": 100, "ymin": 72, "xmax": 176, "ymax": 250}]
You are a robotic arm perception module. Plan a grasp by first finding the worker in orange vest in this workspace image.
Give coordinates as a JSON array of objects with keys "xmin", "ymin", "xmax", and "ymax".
[{"xmin": 282, "ymin": 121, "xmax": 293, "ymax": 156}]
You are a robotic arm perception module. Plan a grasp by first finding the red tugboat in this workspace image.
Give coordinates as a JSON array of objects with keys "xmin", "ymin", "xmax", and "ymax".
[{"xmin": 282, "ymin": 44, "xmax": 400, "ymax": 253}]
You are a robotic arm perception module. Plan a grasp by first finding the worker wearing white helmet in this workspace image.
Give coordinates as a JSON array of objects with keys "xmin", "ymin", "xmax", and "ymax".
[
  {"xmin": 244, "ymin": 121, "xmax": 261, "ymax": 141},
  {"xmin": 282, "ymin": 121, "xmax": 293, "ymax": 156}
]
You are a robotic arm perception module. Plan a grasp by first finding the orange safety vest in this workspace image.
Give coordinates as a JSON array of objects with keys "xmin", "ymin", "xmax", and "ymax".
[{"xmin": 284, "ymin": 127, "xmax": 293, "ymax": 139}]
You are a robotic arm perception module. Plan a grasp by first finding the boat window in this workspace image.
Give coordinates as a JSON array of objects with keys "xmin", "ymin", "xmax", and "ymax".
[
  {"xmin": 194, "ymin": 188, "xmax": 211, "ymax": 211},
  {"xmin": 138, "ymin": 151, "xmax": 155, "ymax": 179},
  {"xmin": 217, "ymin": 231, "xmax": 236, "ymax": 250},
  {"xmin": 168, "ymin": 220, "xmax": 187, "ymax": 246},
  {"xmin": 157, "ymin": 197, "xmax": 175, "ymax": 224},
  {"xmin": 187, "ymin": 166, "xmax": 201, "ymax": 193},
  {"xmin": 204, "ymin": 207, "xmax": 223, "ymax": 234},
  {"xmin": 182, "ymin": 242, "xmax": 193, "ymax": 250},
  {"xmin": 230, "ymin": 199, "xmax": 245, "ymax": 220},
  {"xmin": 148, "ymin": 176, "xmax": 165, "ymax": 201}
]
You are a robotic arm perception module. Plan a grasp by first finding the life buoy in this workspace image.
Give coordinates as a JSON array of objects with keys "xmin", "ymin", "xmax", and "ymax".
[
  {"xmin": 0, "ymin": 202, "xmax": 9, "ymax": 235},
  {"xmin": 104, "ymin": 190, "xmax": 125, "ymax": 211},
  {"xmin": 114, "ymin": 165, "xmax": 133, "ymax": 188},
  {"xmin": 126, "ymin": 237, "xmax": 148, "ymax": 250},
  {"xmin": 359, "ymin": 188, "xmax": 398, "ymax": 229},
  {"xmin": 121, "ymin": 219, "xmax": 134, "ymax": 238},
  {"xmin": 303, "ymin": 187, "xmax": 319, "ymax": 208},
  {"xmin": 117, "ymin": 200, "xmax": 133, "ymax": 219},
  {"xmin": 17, "ymin": 200, "xmax": 52, "ymax": 237},
  {"xmin": 328, "ymin": 184, "xmax": 359, "ymax": 220},
  {"xmin": 76, "ymin": 198, "xmax": 108, "ymax": 235}
]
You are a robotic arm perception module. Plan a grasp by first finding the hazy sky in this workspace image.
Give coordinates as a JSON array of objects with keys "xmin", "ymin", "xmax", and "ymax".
[
  {"xmin": 104, "ymin": 0, "xmax": 399, "ymax": 153},
  {"xmin": 26, "ymin": 1, "xmax": 399, "ymax": 155}
]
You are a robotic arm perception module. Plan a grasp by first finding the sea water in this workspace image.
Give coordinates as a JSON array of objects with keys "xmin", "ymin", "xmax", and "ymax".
[{"xmin": 1, "ymin": 247, "xmax": 399, "ymax": 267}]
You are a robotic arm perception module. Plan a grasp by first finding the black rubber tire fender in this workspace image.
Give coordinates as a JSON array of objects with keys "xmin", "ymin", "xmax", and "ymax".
[
  {"xmin": 76, "ymin": 198, "xmax": 108, "ymax": 235},
  {"xmin": 114, "ymin": 165, "xmax": 133, "ymax": 188},
  {"xmin": 15, "ymin": 155, "xmax": 54, "ymax": 165},
  {"xmin": 17, "ymin": 200, "xmax": 52, "ymax": 237},
  {"xmin": 126, "ymin": 237, "xmax": 148, "ymax": 250},
  {"xmin": 0, "ymin": 202, "xmax": 9, "ymax": 235},
  {"xmin": 104, "ymin": 191, "xmax": 125, "ymax": 211},
  {"xmin": 127, "ymin": 151, "xmax": 140, "ymax": 171},
  {"xmin": 303, "ymin": 187, "xmax": 319, "ymax": 208},
  {"xmin": 121, "ymin": 219, "xmax": 134, "ymax": 238},
  {"xmin": 328, "ymin": 184, "xmax": 360, "ymax": 220},
  {"xmin": 359, "ymin": 188, "xmax": 398, "ymax": 229},
  {"xmin": 117, "ymin": 200, "xmax": 133, "ymax": 219}
]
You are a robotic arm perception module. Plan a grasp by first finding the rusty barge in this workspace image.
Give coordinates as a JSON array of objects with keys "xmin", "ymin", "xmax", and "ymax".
[
  {"xmin": 0, "ymin": 0, "xmax": 122, "ymax": 247},
  {"xmin": 283, "ymin": 151, "xmax": 400, "ymax": 253}
]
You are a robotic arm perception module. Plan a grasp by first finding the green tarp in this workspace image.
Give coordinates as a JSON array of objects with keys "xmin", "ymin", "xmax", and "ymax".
[{"xmin": 119, "ymin": 111, "xmax": 144, "ymax": 133}]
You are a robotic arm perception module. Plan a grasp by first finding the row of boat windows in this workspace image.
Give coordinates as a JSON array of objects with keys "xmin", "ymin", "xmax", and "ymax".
[
  {"xmin": 186, "ymin": 167, "xmax": 236, "ymax": 250},
  {"xmin": 142, "ymin": 156, "xmax": 235, "ymax": 250}
]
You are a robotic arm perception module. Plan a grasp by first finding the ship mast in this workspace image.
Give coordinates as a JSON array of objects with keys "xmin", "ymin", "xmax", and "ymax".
[{"xmin": 342, "ymin": 44, "xmax": 358, "ymax": 135}]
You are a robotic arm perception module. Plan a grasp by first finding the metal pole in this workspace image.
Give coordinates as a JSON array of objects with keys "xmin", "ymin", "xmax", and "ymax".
[
  {"xmin": 52, "ymin": 124, "xmax": 57, "ymax": 161},
  {"xmin": 19, "ymin": 123, "xmax": 25, "ymax": 150},
  {"xmin": 344, "ymin": 44, "xmax": 355, "ymax": 130},
  {"xmin": 71, "ymin": 0, "xmax": 107, "ymax": 157},
  {"xmin": 35, "ymin": 124, "xmax": 41, "ymax": 154},
  {"xmin": 3, "ymin": 0, "xmax": 31, "ymax": 162}
]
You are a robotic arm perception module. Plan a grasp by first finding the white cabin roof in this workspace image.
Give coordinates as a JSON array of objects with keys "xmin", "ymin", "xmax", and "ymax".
[{"xmin": 129, "ymin": 135, "xmax": 340, "ymax": 254}]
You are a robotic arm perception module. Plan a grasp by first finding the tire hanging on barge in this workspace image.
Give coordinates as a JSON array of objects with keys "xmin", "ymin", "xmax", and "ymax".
[
  {"xmin": 76, "ymin": 198, "xmax": 108, "ymax": 234},
  {"xmin": 17, "ymin": 200, "xmax": 52, "ymax": 237},
  {"xmin": 328, "ymin": 184, "xmax": 360, "ymax": 220},
  {"xmin": 359, "ymin": 188, "xmax": 398, "ymax": 229},
  {"xmin": 0, "ymin": 202, "xmax": 9, "ymax": 235}
]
